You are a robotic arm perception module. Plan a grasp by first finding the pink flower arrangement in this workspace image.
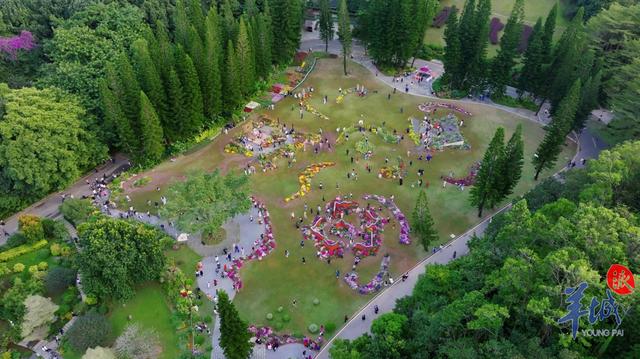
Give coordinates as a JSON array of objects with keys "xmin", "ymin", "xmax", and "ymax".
[
  {"xmin": 0, "ymin": 31, "xmax": 36, "ymax": 60},
  {"xmin": 442, "ymin": 162, "xmax": 481, "ymax": 186},
  {"xmin": 224, "ymin": 197, "xmax": 277, "ymax": 292},
  {"xmin": 343, "ymin": 254, "xmax": 391, "ymax": 295},
  {"xmin": 249, "ymin": 325, "xmax": 324, "ymax": 350}
]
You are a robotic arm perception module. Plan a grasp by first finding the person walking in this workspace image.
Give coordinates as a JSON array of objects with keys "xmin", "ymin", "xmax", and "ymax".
[
  {"xmin": 374, "ymin": 305, "xmax": 379, "ymax": 314},
  {"xmin": 453, "ymin": 251, "xmax": 457, "ymax": 259}
]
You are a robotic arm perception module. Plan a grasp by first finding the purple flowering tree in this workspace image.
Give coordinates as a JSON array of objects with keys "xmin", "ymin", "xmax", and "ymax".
[{"xmin": 0, "ymin": 31, "xmax": 36, "ymax": 60}]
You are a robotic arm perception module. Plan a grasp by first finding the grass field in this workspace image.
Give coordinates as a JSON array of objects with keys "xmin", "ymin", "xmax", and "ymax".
[
  {"xmin": 426, "ymin": 0, "xmax": 569, "ymax": 57},
  {"xmin": 122, "ymin": 57, "xmax": 575, "ymax": 336}
]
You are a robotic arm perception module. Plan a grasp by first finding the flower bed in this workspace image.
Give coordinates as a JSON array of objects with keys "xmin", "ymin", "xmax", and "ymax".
[
  {"xmin": 378, "ymin": 166, "xmax": 400, "ymax": 179},
  {"xmin": 442, "ymin": 162, "xmax": 481, "ymax": 186},
  {"xmin": 432, "ymin": 7, "xmax": 452, "ymax": 28},
  {"xmin": 343, "ymin": 254, "xmax": 391, "ymax": 295},
  {"xmin": 284, "ymin": 162, "xmax": 335, "ymax": 202},
  {"xmin": 518, "ymin": 25, "xmax": 533, "ymax": 53},
  {"xmin": 363, "ymin": 194, "xmax": 411, "ymax": 245},
  {"xmin": 489, "ymin": 17, "xmax": 504, "ymax": 45},
  {"xmin": 249, "ymin": 325, "xmax": 323, "ymax": 351},
  {"xmin": 224, "ymin": 142, "xmax": 252, "ymax": 157},
  {"xmin": 223, "ymin": 197, "xmax": 276, "ymax": 292},
  {"xmin": 418, "ymin": 102, "xmax": 472, "ymax": 116}
]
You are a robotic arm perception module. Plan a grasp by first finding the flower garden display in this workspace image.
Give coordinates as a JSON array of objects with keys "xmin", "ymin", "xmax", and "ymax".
[
  {"xmin": 249, "ymin": 325, "xmax": 324, "ymax": 351},
  {"xmin": 223, "ymin": 197, "xmax": 276, "ymax": 292},
  {"xmin": 344, "ymin": 254, "xmax": 391, "ymax": 295},
  {"xmin": 442, "ymin": 162, "xmax": 481, "ymax": 186},
  {"xmin": 418, "ymin": 102, "xmax": 472, "ymax": 116},
  {"xmin": 284, "ymin": 162, "xmax": 335, "ymax": 202}
]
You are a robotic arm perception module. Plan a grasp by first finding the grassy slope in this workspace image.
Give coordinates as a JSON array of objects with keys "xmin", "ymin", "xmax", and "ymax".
[
  {"xmin": 123, "ymin": 58, "xmax": 575, "ymax": 336},
  {"xmin": 426, "ymin": 0, "xmax": 570, "ymax": 57}
]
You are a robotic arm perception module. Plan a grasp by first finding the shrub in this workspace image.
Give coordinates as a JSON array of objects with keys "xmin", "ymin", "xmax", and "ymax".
[
  {"xmin": 518, "ymin": 25, "xmax": 533, "ymax": 53},
  {"xmin": 0, "ymin": 263, "xmax": 10, "ymax": 276},
  {"xmin": 432, "ymin": 7, "xmax": 452, "ymax": 28},
  {"xmin": 203, "ymin": 314, "xmax": 212, "ymax": 323},
  {"xmin": 5, "ymin": 233, "xmax": 27, "ymax": 249},
  {"xmin": 28, "ymin": 265, "xmax": 39, "ymax": 274},
  {"xmin": 20, "ymin": 295, "xmax": 59, "ymax": 342},
  {"xmin": 62, "ymin": 287, "xmax": 80, "ymax": 305},
  {"xmin": 312, "ymin": 298, "xmax": 320, "ymax": 306},
  {"xmin": 132, "ymin": 176, "xmax": 152, "ymax": 187},
  {"xmin": 266, "ymin": 313, "xmax": 274, "ymax": 320},
  {"xmin": 282, "ymin": 314, "xmax": 291, "ymax": 323},
  {"xmin": 274, "ymin": 321, "xmax": 284, "ymax": 331},
  {"xmin": 66, "ymin": 312, "xmax": 112, "ymax": 353},
  {"xmin": 50, "ymin": 243, "xmax": 61, "ymax": 256},
  {"xmin": 45, "ymin": 267, "xmax": 76, "ymax": 295},
  {"xmin": 37, "ymin": 261, "xmax": 48, "ymax": 271},
  {"xmin": 84, "ymin": 295, "xmax": 98, "ymax": 306},
  {"xmin": 13, "ymin": 263, "xmax": 25, "ymax": 273},
  {"xmin": 18, "ymin": 215, "xmax": 45, "ymax": 243},
  {"xmin": 277, "ymin": 306, "xmax": 284, "ymax": 313},
  {"xmin": 82, "ymin": 346, "xmax": 116, "ymax": 359},
  {"xmin": 489, "ymin": 17, "xmax": 504, "ymax": 44},
  {"xmin": 0, "ymin": 239, "xmax": 48, "ymax": 262},
  {"xmin": 308, "ymin": 323, "xmax": 319, "ymax": 334},
  {"xmin": 417, "ymin": 44, "xmax": 445, "ymax": 61},
  {"xmin": 60, "ymin": 198, "xmax": 95, "ymax": 226},
  {"xmin": 42, "ymin": 219, "xmax": 70, "ymax": 241}
]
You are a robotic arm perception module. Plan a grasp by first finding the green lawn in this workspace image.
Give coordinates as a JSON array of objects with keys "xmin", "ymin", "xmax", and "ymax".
[
  {"xmin": 122, "ymin": 57, "xmax": 575, "ymax": 337},
  {"xmin": 426, "ymin": 0, "xmax": 569, "ymax": 57},
  {"xmin": 108, "ymin": 283, "xmax": 179, "ymax": 359}
]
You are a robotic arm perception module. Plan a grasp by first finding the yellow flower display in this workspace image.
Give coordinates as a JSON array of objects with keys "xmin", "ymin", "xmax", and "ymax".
[{"xmin": 284, "ymin": 162, "xmax": 335, "ymax": 202}]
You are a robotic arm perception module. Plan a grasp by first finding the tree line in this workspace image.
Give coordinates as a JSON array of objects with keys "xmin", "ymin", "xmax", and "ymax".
[{"xmin": 0, "ymin": 0, "xmax": 304, "ymax": 217}]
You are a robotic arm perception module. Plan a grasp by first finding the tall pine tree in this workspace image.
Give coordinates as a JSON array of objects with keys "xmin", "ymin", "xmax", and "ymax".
[
  {"xmin": 270, "ymin": 0, "xmax": 296, "ymax": 64},
  {"xmin": 496, "ymin": 124, "xmax": 524, "ymax": 204},
  {"xmin": 255, "ymin": 12, "xmax": 273, "ymax": 79},
  {"xmin": 139, "ymin": 91, "xmax": 165, "ymax": 163},
  {"xmin": 236, "ymin": 18, "xmax": 256, "ymax": 97},
  {"xmin": 470, "ymin": 127, "xmax": 504, "ymax": 217},
  {"xmin": 131, "ymin": 38, "xmax": 166, "ymax": 126},
  {"xmin": 319, "ymin": 0, "xmax": 333, "ymax": 52},
  {"xmin": 489, "ymin": 0, "xmax": 524, "ymax": 97},
  {"xmin": 223, "ymin": 40, "xmax": 242, "ymax": 112},
  {"xmin": 175, "ymin": 46, "xmax": 205, "ymax": 137},
  {"xmin": 412, "ymin": 190, "xmax": 438, "ymax": 251},
  {"xmin": 99, "ymin": 79, "xmax": 138, "ymax": 155},
  {"xmin": 518, "ymin": 18, "xmax": 544, "ymax": 98},
  {"xmin": 337, "ymin": 0, "xmax": 351, "ymax": 76},
  {"xmin": 533, "ymin": 79, "xmax": 582, "ymax": 180},
  {"xmin": 115, "ymin": 54, "xmax": 142, "ymax": 135},
  {"xmin": 442, "ymin": 7, "xmax": 462, "ymax": 89},
  {"xmin": 217, "ymin": 290, "xmax": 253, "ymax": 359},
  {"xmin": 204, "ymin": 6, "xmax": 223, "ymax": 118},
  {"xmin": 467, "ymin": 0, "xmax": 491, "ymax": 93},
  {"xmin": 164, "ymin": 67, "xmax": 186, "ymax": 142},
  {"xmin": 541, "ymin": 4, "xmax": 557, "ymax": 64}
]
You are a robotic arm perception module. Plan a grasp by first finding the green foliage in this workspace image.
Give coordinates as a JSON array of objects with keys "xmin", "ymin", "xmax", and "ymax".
[
  {"xmin": 218, "ymin": 290, "xmax": 253, "ymax": 359},
  {"xmin": 20, "ymin": 295, "xmax": 58, "ymax": 342},
  {"xmin": 353, "ymin": 139, "xmax": 374, "ymax": 154},
  {"xmin": 139, "ymin": 91, "xmax": 165, "ymax": 164},
  {"xmin": 444, "ymin": 6, "xmax": 464, "ymax": 89},
  {"xmin": 41, "ymin": 2, "xmax": 145, "ymax": 118},
  {"xmin": 60, "ymin": 198, "xmax": 96, "ymax": 226},
  {"xmin": 236, "ymin": 19, "xmax": 255, "ymax": 97},
  {"xmin": 337, "ymin": 0, "xmax": 352, "ymax": 75},
  {"xmin": 271, "ymin": 0, "xmax": 303, "ymax": 64},
  {"xmin": 160, "ymin": 170, "xmax": 251, "ymax": 239},
  {"xmin": 496, "ymin": 125, "xmax": 524, "ymax": 202},
  {"xmin": 113, "ymin": 324, "xmax": 160, "ymax": 359},
  {"xmin": 12, "ymin": 263, "xmax": 24, "ymax": 273},
  {"xmin": 0, "ymin": 240, "xmax": 48, "ymax": 262},
  {"xmin": 533, "ymin": 80, "xmax": 581, "ymax": 180},
  {"xmin": 77, "ymin": 216, "xmax": 167, "ymax": 300},
  {"xmin": 319, "ymin": 0, "xmax": 334, "ymax": 52},
  {"xmin": 470, "ymin": 127, "xmax": 504, "ymax": 217},
  {"xmin": 0, "ymin": 276, "xmax": 43, "ymax": 338},
  {"xmin": 518, "ymin": 19, "xmax": 545, "ymax": 98},
  {"xmin": 66, "ymin": 311, "xmax": 112, "ymax": 353},
  {"xmin": 411, "ymin": 190, "xmax": 438, "ymax": 251},
  {"xmin": 44, "ymin": 267, "xmax": 77, "ymax": 296},
  {"xmin": 223, "ymin": 40, "xmax": 242, "ymax": 113},
  {"xmin": 489, "ymin": 0, "xmax": 524, "ymax": 97},
  {"xmin": 18, "ymin": 215, "xmax": 44, "ymax": 243},
  {"xmin": 0, "ymin": 87, "xmax": 107, "ymax": 215},
  {"xmin": 416, "ymin": 44, "xmax": 445, "ymax": 61}
]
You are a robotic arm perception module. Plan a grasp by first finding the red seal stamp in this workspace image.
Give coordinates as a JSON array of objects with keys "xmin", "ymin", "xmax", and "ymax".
[{"xmin": 607, "ymin": 264, "xmax": 635, "ymax": 295}]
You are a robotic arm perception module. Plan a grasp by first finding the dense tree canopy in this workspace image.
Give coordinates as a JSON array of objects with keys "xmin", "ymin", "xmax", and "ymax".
[
  {"xmin": 77, "ymin": 216, "xmax": 168, "ymax": 300},
  {"xmin": 160, "ymin": 170, "xmax": 251, "ymax": 239},
  {"xmin": 0, "ymin": 86, "xmax": 107, "ymax": 217}
]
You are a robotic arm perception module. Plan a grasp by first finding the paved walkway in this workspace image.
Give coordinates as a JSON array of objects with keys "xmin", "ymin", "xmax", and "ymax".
[{"xmin": 0, "ymin": 154, "xmax": 131, "ymax": 245}]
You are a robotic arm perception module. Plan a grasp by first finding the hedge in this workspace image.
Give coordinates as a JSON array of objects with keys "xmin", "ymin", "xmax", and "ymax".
[{"xmin": 0, "ymin": 239, "xmax": 48, "ymax": 262}]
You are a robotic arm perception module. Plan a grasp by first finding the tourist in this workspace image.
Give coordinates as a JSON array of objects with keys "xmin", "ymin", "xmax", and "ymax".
[
  {"xmin": 361, "ymin": 314, "xmax": 366, "ymax": 321},
  {"xmin": 302, "ymin": 257, "xmax": 306, "ymax": 264},
  {"xmin": 374, "ymin": 305, "xmax": 379, "ymax": 314},
  {"xmin": 453, "ymin": 251, "xmax": 457, "ymax": 259},
  {"xmin": 336, "ymin": 270, "xmax": 340, "ymax": 278},
  {"xmin": 285, "ymin": 250, "xmax": 290, "ymax": 258},
  {"xmin": 344, "ymin": 315, "xmax": 349, "ymax": 323}
]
